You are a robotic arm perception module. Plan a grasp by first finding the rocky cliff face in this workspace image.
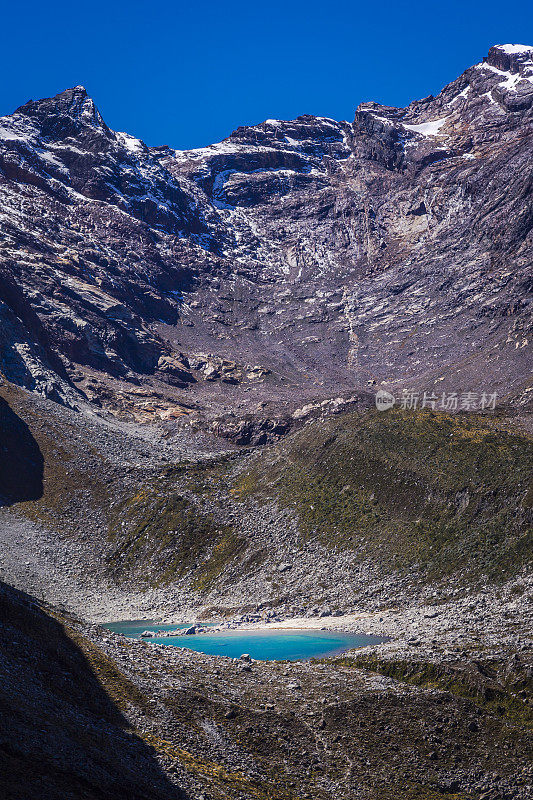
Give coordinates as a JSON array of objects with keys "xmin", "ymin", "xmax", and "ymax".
[{"xmin": 0, "ymin": 44, "xmax": 531, "ymax": 425}]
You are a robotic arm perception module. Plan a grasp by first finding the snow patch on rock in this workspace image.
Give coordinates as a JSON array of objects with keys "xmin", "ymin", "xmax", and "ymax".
[
  {"xmin": 494, "ymin": 43, "xmax": 533, "ymax": 55},
  {"xmin": 403, "ymin": 117, "xmax": 448, "ymax": 136}
]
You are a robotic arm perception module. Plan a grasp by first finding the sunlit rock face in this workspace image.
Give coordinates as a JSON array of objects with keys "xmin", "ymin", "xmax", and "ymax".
[{"xmin": 0, "ymin": 45, "xmax": 531, "ymax": 419}]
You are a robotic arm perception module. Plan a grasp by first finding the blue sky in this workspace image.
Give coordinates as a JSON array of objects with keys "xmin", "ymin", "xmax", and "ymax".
[{"xmin": 2, "ymin": 1, "xmax": 532, "ymax": 149}]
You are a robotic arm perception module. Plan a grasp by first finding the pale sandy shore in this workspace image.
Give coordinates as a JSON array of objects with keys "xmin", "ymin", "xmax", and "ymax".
[{"xmin": 233, "ymin": 612, "xmax": 378, "ymax": 633}]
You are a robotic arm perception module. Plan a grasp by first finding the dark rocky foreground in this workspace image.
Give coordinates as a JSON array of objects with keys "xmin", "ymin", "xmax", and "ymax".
[
  {"xmin": 1, "ymin": 579, "xmax": 532, "ymax": 800},
  {"xmin": 0, "ymin": 581, "xmax": 183, "ymax": 800}
]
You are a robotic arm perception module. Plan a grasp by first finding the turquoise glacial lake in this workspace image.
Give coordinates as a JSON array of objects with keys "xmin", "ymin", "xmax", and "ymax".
[{"xmin": 103, "ymin": 620, "xmax": 385, "ymax": 661}]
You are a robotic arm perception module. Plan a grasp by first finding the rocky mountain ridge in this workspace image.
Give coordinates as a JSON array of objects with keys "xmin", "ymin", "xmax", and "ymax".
[{"xmin": 0, "ymin": 43, "xmax": 531, "ymax": 428}]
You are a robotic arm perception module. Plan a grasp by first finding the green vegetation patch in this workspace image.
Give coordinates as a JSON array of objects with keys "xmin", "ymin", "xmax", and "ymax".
[
  {"xmin": 143, "ymin": 733, "xmax": 305, "ymax": 800},
  {"xmin": 234, "ymin": 409, "xmax": 532, "ymax": 580},
  {"xmin": 109, "ymin": 480, "xmax": 244, "ymax": 589},
  {"xmin": 344, "ymin": 654, "xmax": 533, "ymax": 727}
]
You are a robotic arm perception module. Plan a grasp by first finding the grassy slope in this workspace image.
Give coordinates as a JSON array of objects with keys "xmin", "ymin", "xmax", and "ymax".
[
  {"xmin": 105, "ymin": 407, "xmax": 532, "ymax": 592},
  {"xmin": 107, "ymin": 471, "xmax": 244, "ymax": 590},
  {"xmin": 2, "ymin": 378, "xmax": 531, "ymax": 591},
  {"xmin": 234, "ymin": 409, "xmax": 532, "ymax": 582},
  {"xmin": 0, "ymin": 383, "xmax": 247, "ymax": 592}
]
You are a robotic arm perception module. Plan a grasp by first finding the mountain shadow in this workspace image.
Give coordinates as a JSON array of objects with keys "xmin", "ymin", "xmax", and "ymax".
[
  {"xmin": 0, "ymin": 395, "xmax": 44, "ymax": 505},
  {"xmin": 0, "ymin": 580, "xmax": 186, "ymax": 800}
]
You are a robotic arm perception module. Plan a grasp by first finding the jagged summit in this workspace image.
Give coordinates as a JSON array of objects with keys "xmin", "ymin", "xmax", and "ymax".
[
  {"xmin": 14, "ymin": 86, "xmax": 95, "ymax": 114},
  {"xmin": 485, "ymin": 43, "xmax": 533, "ymax": 74},
  {"xmin": 491, "ymin": 43, "xmax": 533, "ymax": 55},
  {"xmin": 14, "ymin": 84, "xmax": 108, "ymax": 137}
]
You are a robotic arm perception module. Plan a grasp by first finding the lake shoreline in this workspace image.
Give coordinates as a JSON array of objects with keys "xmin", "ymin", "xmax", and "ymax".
[{"xmin": 103, "ymin": 620, "xmax": 388, "ymax": 661}]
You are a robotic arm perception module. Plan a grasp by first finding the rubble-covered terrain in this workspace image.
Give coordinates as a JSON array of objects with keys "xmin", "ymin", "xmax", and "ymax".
[
  {"xmin": 0, "ymin": 380, "xmax": 530, "ymax": 621},
  {"xmin": 1, "ymin": 578, "xmax": 531, "ymax": 800}
]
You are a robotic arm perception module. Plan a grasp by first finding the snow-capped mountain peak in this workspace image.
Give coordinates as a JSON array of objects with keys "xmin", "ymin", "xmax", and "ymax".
[{"xmin": 0, "ymin": 45, "xmax": 531, "ymax": 413}]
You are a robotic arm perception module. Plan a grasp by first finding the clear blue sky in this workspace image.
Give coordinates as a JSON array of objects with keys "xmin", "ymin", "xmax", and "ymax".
[{"xmin": 2, "ymin": 1, "xmax": 532, "ymax": 150}]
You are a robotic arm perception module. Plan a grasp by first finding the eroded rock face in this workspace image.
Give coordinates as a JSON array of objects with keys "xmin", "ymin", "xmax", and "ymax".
[{"xmin": 0, "ymin": 45, "xmax": 531, "ymax": 420}]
